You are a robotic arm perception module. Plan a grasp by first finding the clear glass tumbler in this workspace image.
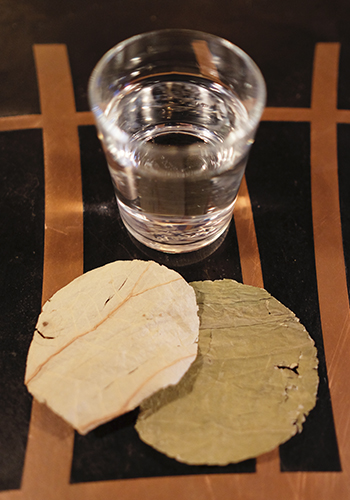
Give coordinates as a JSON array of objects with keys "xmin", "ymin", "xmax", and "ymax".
[{"xmin": 89, "ymin": 29, "xmax": 266, "ymax": 253}]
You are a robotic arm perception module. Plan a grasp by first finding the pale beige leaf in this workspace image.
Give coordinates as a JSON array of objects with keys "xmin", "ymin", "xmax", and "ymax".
[
  {"xmin": 25, "ymin": 260, "xmax": 199, "ymax": 434},
  {"xmin": 136, "ymin": 279, "xmax": 319, "ymax": 465}
]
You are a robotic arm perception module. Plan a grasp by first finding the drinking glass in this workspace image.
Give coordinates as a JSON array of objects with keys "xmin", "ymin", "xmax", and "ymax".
[{"xmin": 89, "ymin": 29, "xmax": 266, "ymax": 253}]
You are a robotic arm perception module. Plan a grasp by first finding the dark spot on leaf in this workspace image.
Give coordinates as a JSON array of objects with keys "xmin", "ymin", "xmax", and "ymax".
[
  {"xmin": 276, "ymin": 364, "xmax": 299, "ymax": 375},
  {"xmin": 104, "ymin": 295, "xmax": 113, "ymax": 306},
  {"xmin": 118, "ymin": 277, "xmax": 128, "ymax": 290},
  {"xmin": 35, "ymin": 328, "xmax": 54, "ymax": 340}
]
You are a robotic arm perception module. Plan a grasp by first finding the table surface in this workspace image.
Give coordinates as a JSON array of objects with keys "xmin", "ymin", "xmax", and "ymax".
[{"xmin": 1, "ymin": 1, "xmax": 350, "ymax": 499}]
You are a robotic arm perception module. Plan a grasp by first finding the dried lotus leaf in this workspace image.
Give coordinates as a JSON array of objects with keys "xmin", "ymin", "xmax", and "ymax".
[
  {"xmin": 136, "ymin": 279, "xmax": 319, "ymax": 465},
  {"xmin": 25, "ymin": 260, "xmax": 199, "ymax": 434}
]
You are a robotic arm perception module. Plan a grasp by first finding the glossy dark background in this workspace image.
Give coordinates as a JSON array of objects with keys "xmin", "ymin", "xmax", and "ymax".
[{"xmin": 1, "ymin": 0, "xmax": 350, "ymax": 490}]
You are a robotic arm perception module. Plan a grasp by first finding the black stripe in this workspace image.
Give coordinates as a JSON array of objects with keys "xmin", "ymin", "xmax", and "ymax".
[
  {"xmin": 71, "ymin": 125, "xmax": 252, "ymax": 484},
  {"xmin": 246, "ymin": 121, "xmax": 341, "ymax": 471},
  {"xmin": 0, "ymin": 129, "xmax": 44, "ymax": 490},
  {"xmin": 338, "ymin": 46, "xmax": 350, "ymax": 110}
]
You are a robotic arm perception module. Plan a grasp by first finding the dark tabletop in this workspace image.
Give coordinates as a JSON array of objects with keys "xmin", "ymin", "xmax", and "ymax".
[{"xmin": 1, "ymin": 1, "xmax": 350, "ymax": 499}]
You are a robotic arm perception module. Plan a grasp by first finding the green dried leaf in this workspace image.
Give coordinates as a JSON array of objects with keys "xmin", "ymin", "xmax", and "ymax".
[{"xmin": 136, "ymin": 279, "xmax": 319, "ymax": 465}]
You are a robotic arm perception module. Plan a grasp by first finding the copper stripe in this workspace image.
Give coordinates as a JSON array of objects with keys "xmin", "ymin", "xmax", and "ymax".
[
  {"xmin": 33, "ymin": 44, "xmax": 84, "ymax": 302},
  {"xmin": 0, "ymin": 114, "xmax": 42, "ymax": 131},
  {"xmin": 234, "ymin": 175, "xmax": 264, "ymax": 289},
  {"xmin": 20, "ymin": 44, "xmax": 83, "ymax": 499},
  {"xmin": 0, "ymin": 491, "xmax": 22, "ymax": 499},
  {"xmin": 75, "ymin": 110, "xmax": 94, "ymax": 126},
  {"xmin": 0, "ymin": 110, "xmax": 94, "ymax": 133},
  {"xmin": 337, "ymin": 109, "xmax": 350, "ymax": 122},
  {"xmin": 263, "ymin": 107, "xmax": 312, "ymax": 122},
  {"xmin": 311, "ymin": 43, "xmax": 350, "ymax": 474},
  {"xmin": 235, "ymin": 175, "xmax": 281, "ymax": 477},
  {"xmin": 192, "ymin": 40, "xmax": 220, "ymax": 80},
  {"xmin": 3, "ymin": 106, "xmax": 350, "ymax": 134}
]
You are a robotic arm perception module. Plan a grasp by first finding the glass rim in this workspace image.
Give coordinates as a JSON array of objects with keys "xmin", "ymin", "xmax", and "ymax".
[{"xmin": 88, "ymin": 28, "xmax": 266, "ymax": 151}]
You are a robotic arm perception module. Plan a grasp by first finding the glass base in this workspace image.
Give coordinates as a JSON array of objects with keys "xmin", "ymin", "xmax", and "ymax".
[{"xmin": 117, "ymin": 199, "xmax": 235, "ymax": 254}]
